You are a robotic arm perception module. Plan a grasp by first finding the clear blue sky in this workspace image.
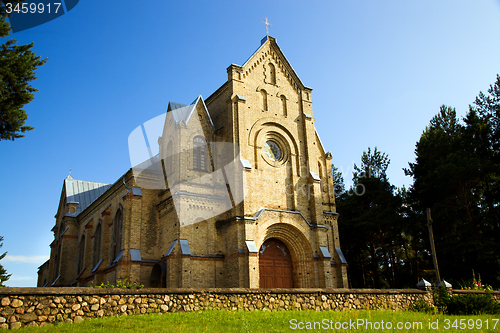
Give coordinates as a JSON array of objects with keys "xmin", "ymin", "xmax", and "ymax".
[{"xmin": 1, "ymin": 0, "xmax": 499, "ymax": 287}]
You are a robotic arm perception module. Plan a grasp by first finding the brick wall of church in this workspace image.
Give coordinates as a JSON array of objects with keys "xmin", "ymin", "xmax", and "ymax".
[{"xmin": 40, "ymin": 37, "xmax": 348, "ymax": 290}]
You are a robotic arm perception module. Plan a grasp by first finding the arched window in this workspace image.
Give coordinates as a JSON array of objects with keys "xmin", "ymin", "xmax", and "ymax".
[
  {"xmin": 193, "ymin": 136, "xmax": 207, "ymax": 171},
  {"xmin": 93, "ymin": 221, "xmax": 102, "ymax": 269},
  {"xmin": 166, "ymin": 141, "xmax": 173, "ymax": 175},
  {"xmin": 111, "ymin": 207, "xmax": 123, "ymax": 263},
  {"xmin": 261, "ymin": 89, "xmax": 268, "ymax": 111},
  {"xmin": 268, "ymin": 63, "xmax": 276, "ymax": 84},
  {"xmin": 318, "ymin": 162, "xmax": 323, "ymax": 179},
  {"xmin": 76, "ymin": 235, "xmax": 85, "ymax": 274},
  {"xmin": 280, "ymin": 95, "xmax": 287, "ymax": 116}
]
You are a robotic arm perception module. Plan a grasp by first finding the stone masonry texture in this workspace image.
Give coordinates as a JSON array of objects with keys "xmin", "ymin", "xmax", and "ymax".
[{"xmin": 1, "ymin": 288, "xmax": 499, "ymax": 329}]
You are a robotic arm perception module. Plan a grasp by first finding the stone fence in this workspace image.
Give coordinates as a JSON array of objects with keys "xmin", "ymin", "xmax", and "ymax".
[{"xmin": 0, "ymin": 287, "xmax": 497, "ymax": 329}]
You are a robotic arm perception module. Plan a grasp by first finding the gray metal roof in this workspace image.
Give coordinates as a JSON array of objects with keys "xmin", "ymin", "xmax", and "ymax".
[
  {"xmin": 241, "ymin": 159, "xmax": 252, "ymax": 169},
  {"xmin": 245, "ymin": 240, "xmax": 258, "ymax": 253},
  {"xmin": 130, "ymin": 249, "xmax": 142, "ymax": 261},
  {"xmin": 170, "ymin": 103, "xmax": 196, "ymax": 125},
  {"xmin": 179, "ymin": 239, "xmax": 191, "ymax": 255},
  {"xmin": 417, "ymin": 279, "xmax": 431, "ymax": 287},
  {"xmin": 167, "ymin": 96, "xmax": 215, "ymax": 129},
  {"xmin": 169, "ymin": 102, "xmax": 187, "ymax": 111},
  {"xmin": 335, "ymin": 248, "xmax": 347, "ymax": 264},
  {"xmin": 319, "ymin": 246, "xmax": 332, "ymax": 258},
  {"xmin": 310, "ymin": 172, "xmax": 321, "ymax": 181},
  {"xmin": 165, "ymin": 240, "xmax": 177, "ymax": 256},
  {"xmin": 64, "ymin": 175, "xmax": 111, "ymax": 217}
]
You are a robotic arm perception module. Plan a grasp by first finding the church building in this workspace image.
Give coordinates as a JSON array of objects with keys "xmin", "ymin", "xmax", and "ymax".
[{"xmin": 37, "ymin": 36, "xmax": 349, "ymax": 289}]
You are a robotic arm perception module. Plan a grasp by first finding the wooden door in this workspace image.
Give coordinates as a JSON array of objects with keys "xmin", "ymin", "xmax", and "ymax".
[{"xmin": 259, "ymin": 238, "xmax": 293, "ymax": 288}]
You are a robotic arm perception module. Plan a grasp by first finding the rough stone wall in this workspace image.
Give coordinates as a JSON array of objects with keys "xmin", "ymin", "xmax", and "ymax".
[{"xmin": 0, "ymin": 288, "xmax": 441, "ymax": 329}]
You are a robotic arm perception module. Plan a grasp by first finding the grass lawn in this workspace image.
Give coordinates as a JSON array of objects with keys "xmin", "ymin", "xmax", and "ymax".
[{"xmin": 21, "ymin": 310, "xmax": 500, "ymax": 332}]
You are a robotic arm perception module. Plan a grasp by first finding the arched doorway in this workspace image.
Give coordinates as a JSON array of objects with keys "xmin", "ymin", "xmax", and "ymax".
[
  {"xmin": 259, "ymin": 238, "xmax": 293, "ymax": 288},
  {"xmin": 151, "ymin": 263, "xmax": 166, "ymax": 288}
]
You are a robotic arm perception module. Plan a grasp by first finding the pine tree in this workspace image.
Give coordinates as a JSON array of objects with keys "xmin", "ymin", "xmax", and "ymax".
[
  {"xmin": 0, "ymin": 1, "xmax": 47, "ymax": 141},
  {"xmin": 405, "ymin": 95, "xmax": 500, "ymax": 288},
  {"xmin": 337, "ymin": 148, "xmax": 407, "ymax": 288},
  {"xmin": 0, "ymin": 236, "xmax": 11, "ymax": 287}
]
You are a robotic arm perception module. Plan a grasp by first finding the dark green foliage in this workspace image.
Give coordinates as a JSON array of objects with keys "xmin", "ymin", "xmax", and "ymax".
[
  {"xmin": 433, "ymin": 286, "xmax": 450, "ymax": 310},
  {"xmin": 0, "ymin": 0, "xmax": 47, "ymax": 141},
  {"xmin": 331, "ymin": 164, "xmax": 345, "ymax": 197},
  {"xmin": 336, "ymin": 148, "xmax": 414, "ymax": 288},
  {"xmin": 445, "ymin": 292, "xmax": 500, "ymax": 315},
  {"xmin": 434, "ymin": 287, "xmax": 500, "ymax": 315},
  {"xmin": 408, "ymin": 299, "xmax": 435, "ymax": 313},
  {"xmin": 335, "ymin": 76, "xmax": 500, "ymax": 289},
  {"xmin": 0, "ymin": 236, "xmax": 11, "ymax": 286},
  {"xmin": 91, "ymin": 279, "xmax": 144, "ymax": 289},
  {"xmin": 404, "ymin": 75, "xmax": 500, "ymax": 288}
]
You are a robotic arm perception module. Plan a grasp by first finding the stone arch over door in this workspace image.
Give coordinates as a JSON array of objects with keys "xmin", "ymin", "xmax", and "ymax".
[{"xmin": 259, "ymin": 223, "xmax": 314, "ymax": 288}]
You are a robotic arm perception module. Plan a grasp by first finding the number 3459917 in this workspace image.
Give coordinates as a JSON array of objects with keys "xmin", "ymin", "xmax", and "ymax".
[{"xmin": 5, "ymin": 2, "xmax": 62, "ymax": 14}]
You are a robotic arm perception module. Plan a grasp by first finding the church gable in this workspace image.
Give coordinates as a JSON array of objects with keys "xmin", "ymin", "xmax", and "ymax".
[
  {"xmin": 233, "ymin": 36, "xmax": 313, "ymax": 122},
  {"xmin": 241, "ymin": 36, "xmax": 306, "ymax": 92}
]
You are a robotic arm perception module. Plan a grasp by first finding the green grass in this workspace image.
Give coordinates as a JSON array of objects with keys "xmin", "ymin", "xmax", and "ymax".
[{"xmin": 21, "ymin": 310, "xmax": 500, "ymax": 332}]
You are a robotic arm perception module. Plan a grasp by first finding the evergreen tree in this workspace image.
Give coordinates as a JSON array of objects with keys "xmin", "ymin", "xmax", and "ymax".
[
  {"xmin": 337, "ymin": 148, "xmax": 407, "ymax": 288},
  {"xmin": 331, "ymin": 164, "xmax": 345, "ymax": 197},
  {"xmin": 0, "ymin": 236, "xmax": 11, "ymax": 287},
  {"xmin": 405, "ymin": 87, "xmax": 500, "ymax": 287},
  {"xmin": 0, "ymin": 1, "xmax": 47, "ymax": 141}
]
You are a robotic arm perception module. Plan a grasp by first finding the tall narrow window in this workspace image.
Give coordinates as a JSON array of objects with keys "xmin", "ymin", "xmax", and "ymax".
[
  {"xmin": 76, "ymin": 235, "xmax": 85, "ymax": 274},
  {"xmin": 193, "ymin": 136, "xmax": 207, "ymax": 171},
  {"xmin": 268, "ymin": 63, "xmax": 276, "ymax": 84},
  {"xmin": 318, "ymin": 162, "xmax": 323, "ymax": 179},
  {"xmin": 166, "ymin": 141, "xmax": 173, "ymax": 175},
  {"xmin": 261, "ymin": 89, "xmax": 268, "ymax": 111},
  {"xmin": 53, "ymin": 244, "xmax": 61, "ymax": 282},
  {"xmin": 93, "ymin": 222, "xmax": 102, "ymax": 268},
  {"xmin": 111, "ymin": 208, "xmax": 123, "ymax": 263},
  {"xmin": 280, "ymin": 95, "xmax": 287, "ymax": 116}
]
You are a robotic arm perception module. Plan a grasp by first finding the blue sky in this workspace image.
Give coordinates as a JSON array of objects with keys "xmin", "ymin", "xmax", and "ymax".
[{"xmin": 1, "ymin": 0, "xmax": 499, "ymax": 287}]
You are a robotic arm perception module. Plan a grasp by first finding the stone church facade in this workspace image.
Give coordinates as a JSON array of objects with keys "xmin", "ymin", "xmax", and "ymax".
[{"xmin": 37, "ymin": 36, "xmax": 348, "ymax": 289}]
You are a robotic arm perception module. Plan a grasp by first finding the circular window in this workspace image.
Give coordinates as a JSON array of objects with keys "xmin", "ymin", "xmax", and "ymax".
[{"xmin": 263, "ymin": 140, "xmax": 281, "ymax": 161}]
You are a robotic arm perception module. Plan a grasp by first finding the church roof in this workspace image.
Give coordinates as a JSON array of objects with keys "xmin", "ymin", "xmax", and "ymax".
[
  {"xmin": 168, "ymin": 102, "xmax": 194, "ymax": 125},
  {"xmin": 64, "ymin": 175, "xmax": 111, "ymax": 217},
  {"xmin": 167, "ymin": 95, "xmax": 215, "ymax": 129},
  {"xmin": 168, "ymin": 102, "xmax": 187, "ymax": 111}
]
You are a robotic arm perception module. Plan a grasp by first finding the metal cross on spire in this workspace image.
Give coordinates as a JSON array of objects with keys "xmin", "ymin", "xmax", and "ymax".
[{"xmin": 260, "ymin": 16, "xmax": 273, "ymax": 37}]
